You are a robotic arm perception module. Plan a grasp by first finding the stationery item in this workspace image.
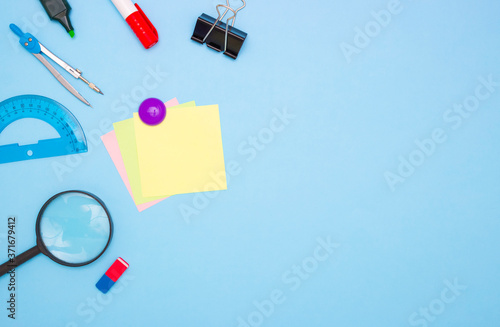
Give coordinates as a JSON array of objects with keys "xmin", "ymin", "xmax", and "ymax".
[
  {"xmin": 102, "ymin": 131, "xmax": 166, "ymax": 211},
  {"xmin": 113, "ymin": 119, "xmax": 166, "ymax": 205},
  {"xmin": 9, "ymin": 24, "xmax": 103, "ymax": 107},
  {"xmin": 113, "ymin": 101, "xmax": 195, "ymax": 205},
  {"xmin": 96, "ymin": 258, "xmax": 129, "ymax": 294},
  {"xmin": 101, "ymin": 98, "xmax": 178, "ymax": 211},
  {"xmin": 191, "ymin": 0, "xmax": 247, "ymax": 59},
  {"xmin": 139, "ymin": 98, "xmax": 166, "ymax": 126},
  {"xmin": 0, "ymin": 95, "xmax": 87, "ymax": 164},
  {"xmin": 0, "ymin": 191, "xmax": 113, "ymax": 277},
  {"xmin": 39, "ymin": 0, "xmax": 75, "ymax": 38},
  {"xmin": 110, "ymin": 0, "xmax": 158, "ymax": 49},
  {"xmin": 134, "ymin": 105, "xmax": 227, "ymax": 197}
]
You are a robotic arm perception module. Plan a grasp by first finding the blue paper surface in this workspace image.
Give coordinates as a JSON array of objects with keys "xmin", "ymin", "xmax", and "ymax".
[{"xmin": 0, "ymin": 1, "xmax": 500, "ymax": 326}]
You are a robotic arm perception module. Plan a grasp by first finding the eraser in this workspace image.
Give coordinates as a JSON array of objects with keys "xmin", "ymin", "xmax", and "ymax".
[
  {"xmin": 106, "ymin": 257, "xmax": 129, "ymax": 282},
  {"xmin": 96, "ymin": 275, "xmax": 114, "ymax": 294},
  {"xmin": 96, "ymin": 258, "xmax": 129, "ymax": 294}
]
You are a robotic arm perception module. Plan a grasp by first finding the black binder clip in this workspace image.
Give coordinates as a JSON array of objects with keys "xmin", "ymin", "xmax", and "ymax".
[{"xmin": 191, "ymin": 1, "xmax": 247, "ymax": 59}]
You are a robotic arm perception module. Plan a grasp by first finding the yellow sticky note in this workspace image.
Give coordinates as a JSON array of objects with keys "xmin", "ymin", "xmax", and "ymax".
[
  {"xmin": 134, "ymin": 105, "xmax": 227, "ymax": 197},
  {"xmin": 113, "ymin": 101, "xmax": 196, "ymax": 205}
]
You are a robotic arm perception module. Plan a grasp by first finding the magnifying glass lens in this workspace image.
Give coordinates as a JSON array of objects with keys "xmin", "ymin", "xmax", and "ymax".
[{"xmin": 38, "ymin": 192, "xmax": 112, "ymax": 265}]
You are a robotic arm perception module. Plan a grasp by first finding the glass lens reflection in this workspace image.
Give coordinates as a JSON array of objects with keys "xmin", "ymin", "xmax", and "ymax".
[{"xmin": 38, "ymin": 192, "xmax": 111, "ymax": 264}]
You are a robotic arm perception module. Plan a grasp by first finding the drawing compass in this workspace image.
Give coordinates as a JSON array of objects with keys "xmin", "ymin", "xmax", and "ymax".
[{"xmin": 9, "ymin": 23, "xmax": 103, "ymax": 107}]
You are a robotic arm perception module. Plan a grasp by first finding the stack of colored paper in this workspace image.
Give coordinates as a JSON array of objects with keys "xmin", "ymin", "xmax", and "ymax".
[{"xmin": 101, "ymin": 99, "xmax": 227, "ymax": 212}]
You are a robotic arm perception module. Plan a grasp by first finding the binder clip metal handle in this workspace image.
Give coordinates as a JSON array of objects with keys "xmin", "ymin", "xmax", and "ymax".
[
  {"xmin": 203, "ymin": 1, "xmax": 246, "ymax": 45},
  {"xmin": 191, "ymin": 1, "xmax": 248, "ymax": 59}
]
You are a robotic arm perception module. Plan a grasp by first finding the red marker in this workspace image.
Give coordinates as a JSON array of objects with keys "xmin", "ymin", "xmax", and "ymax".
[{"xmin": 110, "ymin": 0, "xmax": 158, "ymax": 49}]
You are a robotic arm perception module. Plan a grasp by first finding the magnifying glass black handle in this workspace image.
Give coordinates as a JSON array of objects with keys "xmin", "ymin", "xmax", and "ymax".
[{"xmin": 0, "ymin": 246, "xmax": 41, "ymax": 278}]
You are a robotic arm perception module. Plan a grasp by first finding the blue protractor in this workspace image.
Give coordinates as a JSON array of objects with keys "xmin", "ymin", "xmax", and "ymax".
[{"xmin": 0, "ymin": 95, "xmax": 88, "ymax": 164}]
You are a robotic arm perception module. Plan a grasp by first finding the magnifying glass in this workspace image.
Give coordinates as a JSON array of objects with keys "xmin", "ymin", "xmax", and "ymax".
[{"xmin": 0, "ymin": 191, "xmax": 113, "ymax": 277}]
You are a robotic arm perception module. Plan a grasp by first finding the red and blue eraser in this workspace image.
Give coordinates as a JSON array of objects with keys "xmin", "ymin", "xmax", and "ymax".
[{"xmin": 96, "ymin": 257, "xmax": 129, "ymax": 294}]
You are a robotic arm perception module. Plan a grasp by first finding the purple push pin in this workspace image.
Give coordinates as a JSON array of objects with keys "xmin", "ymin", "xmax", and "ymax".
[{"xmin": 139, "ymin": 98, "xmax": 166, "ymax": 126}]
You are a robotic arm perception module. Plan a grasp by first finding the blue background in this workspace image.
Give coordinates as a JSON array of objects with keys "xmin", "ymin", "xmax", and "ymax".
[{"xmin": 1, "ymin": 0, "xmax": 499, "ymax": 326}]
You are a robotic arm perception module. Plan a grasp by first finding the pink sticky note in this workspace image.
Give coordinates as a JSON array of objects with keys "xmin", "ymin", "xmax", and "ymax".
[
  {"xmin": 101, "ymin": 98, "xmax": 179, "ymax": 212},
  {"xmin": 102, "ymin": 131, "xmax": 166, "ymax": 212}
]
